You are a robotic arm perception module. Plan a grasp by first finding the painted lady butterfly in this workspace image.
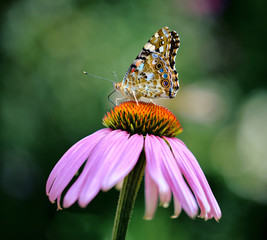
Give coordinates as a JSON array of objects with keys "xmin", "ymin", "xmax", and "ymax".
[{"xmin": 114, "ymin": 27, "xmax": 180, "ymax": 103}]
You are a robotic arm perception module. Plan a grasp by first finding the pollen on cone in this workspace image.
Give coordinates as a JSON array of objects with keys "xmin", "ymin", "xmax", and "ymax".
[{"xmin": 103, "ymin": 101, "xmax": 183, "ymax": 137}]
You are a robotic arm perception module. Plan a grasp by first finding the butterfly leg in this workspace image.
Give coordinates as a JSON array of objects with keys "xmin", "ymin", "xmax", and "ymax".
[
  {"xmin": 149, "ymin": 99, "xmax": 156, "ymax": 105},
  {"xmin": 132, "ymin": 91, "xmax": 139, "ymax": 106}
]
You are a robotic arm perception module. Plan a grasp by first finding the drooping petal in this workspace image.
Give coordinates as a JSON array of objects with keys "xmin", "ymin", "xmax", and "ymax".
[
  {"xmin": 63, "ymin": 129, "xmax": 129, "ymax": 208},
  {"xmin": 57, "ymin": 194, "xmax": 62, "ymax": 210},
  {"xmin": 169, "ymin": 138, "xmax": 221, "ymax": 221},
  {"xmin": 78, "ymin": 130, "xmax": 131, "ymax": 206},
  {"xmin": 144, "ymin": 169, "xmax": 159, "ymax": 220},
  {"xmin": 164, "ymin": 136, "xmax": 211, "ymax": 217},
  {"xmin": 101, "ymin": 133, "xmax": 144, "ymax": 191},
  {"xmin": 145, "ymin": 134, "xmax": 171, "ymax": 205},
  {"xmin": 157, "ymin": 136, "xmax": 198, "ymax": 218},
  {"xmin": 46, "ymin": 128, "xmax": 111, "ymax": 202},
  {"xmin": 171, "ymin": 197, "xmax": 182, "ymax": 219}
]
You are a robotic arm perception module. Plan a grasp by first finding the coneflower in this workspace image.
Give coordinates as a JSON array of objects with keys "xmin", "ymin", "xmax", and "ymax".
[{"xmin": 46, "ymin": 101, "xmax": 221, "ymax": 240}]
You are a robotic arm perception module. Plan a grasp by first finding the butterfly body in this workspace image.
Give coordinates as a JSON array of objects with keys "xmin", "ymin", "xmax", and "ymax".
[{"xmin": 114, "ymin": 27, "xmax": 180, "ymax": 102}]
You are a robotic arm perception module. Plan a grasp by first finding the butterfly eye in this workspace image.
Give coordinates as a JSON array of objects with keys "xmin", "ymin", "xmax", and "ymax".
[
  {"xmin": 155, "ymin": 63, "xmax": 163, "ymax": 70},
  {"xmin": 161, "ymin": 79, "xmax": 170, "ymax": 88}
]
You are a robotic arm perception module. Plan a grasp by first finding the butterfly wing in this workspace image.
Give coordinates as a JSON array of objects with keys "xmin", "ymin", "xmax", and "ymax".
[
  {"xmin": 126, "ymin": 52, "xmax": 178, "ymax": 99},
  {"xmin": 138, "ymin": 26, "xmax": 180, "ymax": 70},
  {"xmin": 116, "ymin": 27, "xmax": 180, "ymax": 100}
]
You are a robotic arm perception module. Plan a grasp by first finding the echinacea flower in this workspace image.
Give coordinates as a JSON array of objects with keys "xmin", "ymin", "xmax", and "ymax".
[{"xmin": 46, "ymin": 101, "xmax": 221, "ymax": 236}]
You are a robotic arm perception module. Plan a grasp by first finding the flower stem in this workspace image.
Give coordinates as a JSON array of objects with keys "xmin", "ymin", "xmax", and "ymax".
[{"xmin": 111, "ymin": 151, "xmax": 146, "ymax": 240}]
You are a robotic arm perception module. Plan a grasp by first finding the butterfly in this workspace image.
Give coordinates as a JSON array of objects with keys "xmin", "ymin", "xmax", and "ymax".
[{"xmin": 113, "ymin": 27, "xmax": 180, "ymax": 104}]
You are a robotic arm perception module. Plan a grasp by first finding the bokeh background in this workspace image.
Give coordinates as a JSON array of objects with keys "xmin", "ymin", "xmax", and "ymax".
[{"xmin": 1, "ymin": 0, "xmax": 267, "ymax": 239}]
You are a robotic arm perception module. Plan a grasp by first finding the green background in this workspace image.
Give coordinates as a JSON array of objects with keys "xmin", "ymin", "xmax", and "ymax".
[{"xmin": 1, "ymin": 0, "xmax": 267, "ymax": 239}]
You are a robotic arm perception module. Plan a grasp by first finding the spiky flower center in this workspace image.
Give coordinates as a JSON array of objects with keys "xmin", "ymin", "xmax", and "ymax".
[{"xmin": 103, "ymin": 101, "xmax": 183, "ymax": 137}]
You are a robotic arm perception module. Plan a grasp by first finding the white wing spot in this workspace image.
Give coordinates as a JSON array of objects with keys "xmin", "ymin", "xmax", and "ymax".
[
  {"xmin": 146, "ymin": 73, "xmax": 154, "ymax": 81},
  {"xmin": 144, "ymin": 43, "xmax": 156, "ymax": 51}
]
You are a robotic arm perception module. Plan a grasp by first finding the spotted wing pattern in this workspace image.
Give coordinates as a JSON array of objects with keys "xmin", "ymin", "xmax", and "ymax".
[{"xmin": 114, "ymin": 27, "xmax": 180, "ymax": 101}]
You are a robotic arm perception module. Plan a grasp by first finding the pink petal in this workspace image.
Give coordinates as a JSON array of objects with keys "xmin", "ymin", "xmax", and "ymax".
[
  {"xmin": 145, "ymin": 135, "xmax": 171, "ymax": 204},
  {"xmin": 101, "ymin": 133, "xmax": 144, "ymax": 191},
  {"xmin": 81, "ymin": 130, "xmax": 132, "ymax": 207},
  {"xmin": 171, "ymin": 197, "xmax": 182, "ymax": 219},
  {"xmin": 157, "ymin": 136, "xmax": 198, "ymax": 218},
  {"xmin": 144, "ymin": 169, "xmax": 159, "ymax": 220},
  {"xmin": 64, "ymin": 130, "xmax": 129, "ymax": 207},
  {"xmin": 63, "ymin": 129, "xmax": 128, "ymax": 208},
  {"xmin": 46, "ymin": 128, "xmax": 111, "ymax": 202},
  {"xmin": 170, "ymin": 138, "xmax": 221, "ymax": 221},
  {"xmin": 164, "ymin": 136, "xmax": 211, "ymax": 216}
]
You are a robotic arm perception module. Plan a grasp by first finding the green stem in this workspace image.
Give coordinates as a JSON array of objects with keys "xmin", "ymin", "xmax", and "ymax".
[{"xmin": 111, "ymin": 151, "xmax": 146, "ymax": 240}]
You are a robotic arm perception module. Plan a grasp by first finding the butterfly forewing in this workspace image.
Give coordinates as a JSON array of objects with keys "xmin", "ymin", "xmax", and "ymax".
[{"xmin": 114, "ymin": 27, "xmax": 180, "ymax": 101}]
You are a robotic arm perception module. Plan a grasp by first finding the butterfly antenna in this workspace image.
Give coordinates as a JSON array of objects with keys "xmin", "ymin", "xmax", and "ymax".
[
  {"xmin": 113, "ymin": 71, "xmax": 119, "ymax": 82},
  {"xmin": 83, "ymin": 71, "xmax": 116, "ymax": 83},
  {"xmin": 108, "ymin": 90, "xmax": 116, "ymax": 106}
]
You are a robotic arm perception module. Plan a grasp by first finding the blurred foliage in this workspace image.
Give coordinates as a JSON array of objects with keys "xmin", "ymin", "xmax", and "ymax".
[{"xmin": 1, "ymin": 0, "xmax": 267, "ymax": 239}]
